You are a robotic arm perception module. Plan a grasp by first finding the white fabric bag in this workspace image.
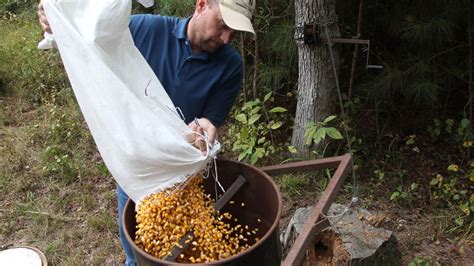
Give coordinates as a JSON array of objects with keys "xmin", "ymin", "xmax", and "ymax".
[{"xmin": 42, "ymin": 0, "xmax": 220, "ymax": 203}]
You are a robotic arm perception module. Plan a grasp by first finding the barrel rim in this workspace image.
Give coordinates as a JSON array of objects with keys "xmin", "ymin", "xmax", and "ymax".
[
  {"xmin": 122, "ymin": 157, "xmax": 283, "ymax": 265},
  {"xmin": 0, "ymin": 246, "xmax": 48, "ymax": 266}
]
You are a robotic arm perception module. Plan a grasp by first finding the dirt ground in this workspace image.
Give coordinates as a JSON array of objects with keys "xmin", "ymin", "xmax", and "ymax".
[{"xmin": 276, "ymin": 180, "xmax": 474, "ymax": 265}]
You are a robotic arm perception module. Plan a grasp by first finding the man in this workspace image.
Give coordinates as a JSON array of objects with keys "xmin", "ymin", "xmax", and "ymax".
[{"xmin": 37, "ymin": 0, "xmax": 256, "ymax": 264}]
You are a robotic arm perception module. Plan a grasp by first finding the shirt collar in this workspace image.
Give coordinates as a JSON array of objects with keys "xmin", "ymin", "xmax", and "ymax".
[
  {"xmin": 172, "ymin": 16, "xmax": 191, "ymax": 40},
  {"xmin": 172, "ymin": 16, "xmax": 209, "ymax": 61}
]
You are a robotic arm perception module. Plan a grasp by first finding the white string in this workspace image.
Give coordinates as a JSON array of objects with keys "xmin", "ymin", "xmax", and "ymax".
[
  {"xmin": 212, "ymin": 156, "xmax": 225, "ymax": 193},
  {"xmin": 322, "ymin": 21, "xmax": 358, "ymax": 203}
]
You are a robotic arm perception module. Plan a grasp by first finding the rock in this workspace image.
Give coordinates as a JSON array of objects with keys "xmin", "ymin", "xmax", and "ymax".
[{"xmin": 281, "ymin": 204, "xmax": 401, "ymax": 265}]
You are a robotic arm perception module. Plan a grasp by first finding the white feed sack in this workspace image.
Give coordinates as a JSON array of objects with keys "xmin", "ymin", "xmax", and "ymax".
[{"xmin": 41, "ymin": 0, "xmax": 220, "ymax": 203}]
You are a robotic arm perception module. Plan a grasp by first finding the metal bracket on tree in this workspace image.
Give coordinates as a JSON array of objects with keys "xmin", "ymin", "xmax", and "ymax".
[{"xmin": 296, "ymin": 23, "xmax": 383, "ymax": 70}]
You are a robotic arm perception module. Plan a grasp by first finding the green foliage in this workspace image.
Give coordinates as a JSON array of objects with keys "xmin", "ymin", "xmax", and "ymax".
[
  {"xmin": 0, "ymin": 0, "xmax": 36, "ymax": 16},
  {"xmin": 401, "ymin": 18, "xmax": 454, "ymax": 49},
  {"xmin": 357, "ymin": 0, "xmax": 470, "ymax": 124},
  {"xmin": 408, "ymin": 256, "xmax": 441, "ymax": 266},
  {"xmin": 256, "ymin": 14, "xmax": 297, "ymax": 91},
  {"xmin": 304, "ymin": 115, "xmax": 344, "ymax": 155},
  {"xmin": 87, "ymin": 209, "xmax": 116, "ymax": 232},
  {"xmin": 35, "ymin": 93, "xmax": 95, "ymax": 184},
  {"xmin": 228, "ymin": 91, "xmax": 287, "ymax": 165},
  {"xmin": 151, "ymin": 0, "xmax": 195, "ymax": 17},
  {"xmin": 0, "ymin": 14, "xmax": 68, "ymax": 102},
  {"xmin": 278, "ymin": 174, "xmax": 310, "ymax": 197},
  {"xmin": 430, "ymin": 162, "xmax": 473, "ymax": 231},
  {"xmin": 427, "ymin": 118, "xmax": 472, "ymax": 151},
  {"xmin": 390, "ymin": 182, "xmax": 420, "ymax": 206}
]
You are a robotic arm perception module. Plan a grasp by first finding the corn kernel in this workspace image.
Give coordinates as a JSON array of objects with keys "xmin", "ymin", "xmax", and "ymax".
[{"xmin": 134, "ymin": 175, "xmax": 258, "ymax": 263}]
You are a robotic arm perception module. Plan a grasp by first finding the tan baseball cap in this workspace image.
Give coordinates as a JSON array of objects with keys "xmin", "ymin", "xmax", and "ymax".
[{"xmin": 219, "ymin": 0, "xmax": 256, "ymax": 35}]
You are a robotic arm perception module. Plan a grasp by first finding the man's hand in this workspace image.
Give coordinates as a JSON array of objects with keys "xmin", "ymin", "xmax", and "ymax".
[
  {"xmin": 38, "ymin": 0, "xmax": 52, "ymax": 33},
  {"xmin": 187, "ymin": 118, "xmax": 217, "ymax": 155}
]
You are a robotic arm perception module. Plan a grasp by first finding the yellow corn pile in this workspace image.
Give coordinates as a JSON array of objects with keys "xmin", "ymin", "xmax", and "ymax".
[{"xmin": 135, "ymin": 175, "xmax": 258, "ymax": 263}]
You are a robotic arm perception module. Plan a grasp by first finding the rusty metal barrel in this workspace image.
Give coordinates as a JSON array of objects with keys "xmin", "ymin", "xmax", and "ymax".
[{"xmin": 123, "ymin": 158, "xmax": 282, "ymax": 265}]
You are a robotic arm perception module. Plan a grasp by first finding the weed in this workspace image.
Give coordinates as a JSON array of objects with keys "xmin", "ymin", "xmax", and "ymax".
[
  {"xmin": 408, "ymin": 256, "xmax": 441, "ymax": 266},
  {"xmin": 96, "ymin": 163, "xmax": 111, "ymax": 177},
  {"xmin": 227, "ymin": 91, "xmax": 288, "ymax": 165},
  {"xmin": 278, "ymin": 174, "xmax": 310, "ymax": 197},
  {"xmin": 430, "ymin": 162, "xmax": 474, "ymax": 232},
  {"xmin": 390, "ymin": 182, "xmax": 420, "ymax": 207},
  {"xmin": 276, "ymin": 172, "xmax": 328, "ymax": 198},
  {"xmin": 304, "ymin": 115, "xmax": 344, "ymax": 159}
]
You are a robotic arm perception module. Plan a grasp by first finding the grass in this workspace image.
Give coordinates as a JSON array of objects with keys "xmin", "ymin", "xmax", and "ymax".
[{"xmin": 0, "ymin": 11, "xmax": 123, "ymax": 264}]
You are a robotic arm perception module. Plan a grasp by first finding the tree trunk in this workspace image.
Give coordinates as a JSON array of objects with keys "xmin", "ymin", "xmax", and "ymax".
[{"xmin": 291, "ymin": 0, "xmax": 340, "ymax": 158}]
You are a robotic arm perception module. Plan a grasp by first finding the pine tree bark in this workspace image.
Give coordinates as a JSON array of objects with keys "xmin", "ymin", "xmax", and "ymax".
[{"xmin": 291, "ymin": 0, "xmax": 340, "ymax": 157}]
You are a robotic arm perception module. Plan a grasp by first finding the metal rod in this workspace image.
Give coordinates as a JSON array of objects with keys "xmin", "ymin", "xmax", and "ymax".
[
  {"xmin": 259, "ymin": 154, "xmax": 347, "ymax": 176},
  {"xmin": 328, "ymin": 38, "xmax": 369, "ymax": 45},
  {"xmin": 214, "ymin": 175, "xmax": 247, "ymax": 210}
]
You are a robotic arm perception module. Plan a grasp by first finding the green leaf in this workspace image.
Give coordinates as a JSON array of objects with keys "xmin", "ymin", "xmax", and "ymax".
[
  {"xmin": 288, "ymin": 146, "xmax": 297, "ymax": 153},
  {"xmin": 411, "ymin": 183, "xmax": 418, "ymax": 191},
  {"xmin": 248, "ymin": 139, "xmax": 255, "ymax": 148},
  {"xmin": 251, "ymin": 106, "xmax": 261, "ymax": 115},
  {"xmin": 445, "ymin": 119, "xmax": 454, "ymax": 133},
  {"xmin": 323, "ymin": 115, "xmax": 337, "ymax": 124},
  {"xmin": 257, "ymin": 137, "xmax": 266, "ymax": 144},
  {"xmin": 406, "ymin": 138, "xmax": 415, "ymax": 145},
  {"xmin": 325, "ymin": 127, "xmax": 343, "ymax": 139},
  {"xmin": 447, "ymin": 164, "xmax": 459, "ymax": 172},
  {"xmin": 241, "ymin": 127, "xmax": 248, "ymax": 140},
  {"xmin": 305, "ymin": 122, "xmax": 316, "ymax": 129},
  {"xmin": 255, "ymin": 148, "xmax": 265, "ymax": 157},
  {"xmin": 251, "ymin": 149, "xmax": 264, "ymax": 165},
  {"xmin": 461, "ymin": 118, "xmax": 470, "ymax": 129},
  {"xmin": 232, "ymin": 141, "xmax": 242, "ymax": 151},
  {"xmin": 445, "ymin": 119, "xmax": 454, "ymax": 127},
  {"xmin": 248, "ymin": 114, "xmax": 261, "ymax": 125},
  {"xmin": 314, "ymin": 128, "xmax": 326, "ymax": 144},
  {"xmin": 429, "ymin": 178, "xmax": 439, "ymax": 186},
  {"xmin": 263, "ymin": 92, "xmax": 272, "ymax": 102},
  {"xmin": 390, "ymin": 191, "xmax": 400, "ymax": 201},
  {"xmin": 455, "ymin": 217, "xmax": 464, "ymax": 226},
  {"xmin": 235, "ymin": 114, "xmax": 247, "ymax": 124},
  {"xmin": 270, "ymin": 121, "xmax": 283, "ymax": 129},
  {"xmin": 305, "ymin": 126, "xmax": 317, "ymax": 145},
  {"xmin": 269, "ymin": 107, "xmax": 287, "ymax": 113},
  {"xmin": 238, "ymin": 152, "xmax": 247, "ymax": 161},
  {"xmin": 250, "ymin": 153, "xmax": 258, "ymax": 164}
]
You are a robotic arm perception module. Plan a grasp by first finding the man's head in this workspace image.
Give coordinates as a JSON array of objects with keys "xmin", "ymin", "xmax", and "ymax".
[{"xmin": 188, "ymin": 0, "xmax": 256, "ymax": 53}]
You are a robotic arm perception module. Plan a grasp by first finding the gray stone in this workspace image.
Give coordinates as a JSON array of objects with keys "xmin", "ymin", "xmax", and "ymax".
[{"xmin": 281, "ymin": 203, "xmax": 400, "ymax": 265}]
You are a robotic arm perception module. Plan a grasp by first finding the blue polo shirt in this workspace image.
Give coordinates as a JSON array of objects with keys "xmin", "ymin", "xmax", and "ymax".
[{"xmin": 129, "ymin": 14, "xmax": 242, "ymax": 127}]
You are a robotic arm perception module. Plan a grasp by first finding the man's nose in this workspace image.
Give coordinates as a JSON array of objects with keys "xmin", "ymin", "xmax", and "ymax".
[{"xmin": 221, "ymin": 29, "xmax": 234, "ymax": 44}]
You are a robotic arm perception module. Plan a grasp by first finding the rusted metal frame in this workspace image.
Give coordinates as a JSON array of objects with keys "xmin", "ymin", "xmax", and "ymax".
[
  {"xmin": 259, "ymin": 154, "xmax": 352, "ymax": 266},
  {"xmin": 258, "ymin": 154, "xmax": 348, "ymax": 176},
  {"xmin": 283, "ymin": 154, "xmax": 352, "ymax": 266}
]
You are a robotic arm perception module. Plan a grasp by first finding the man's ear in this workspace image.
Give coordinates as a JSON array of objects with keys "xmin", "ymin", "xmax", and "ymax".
[{"xmin": 195, "ymin": 0, "xmax": 208, "ymax": 13}]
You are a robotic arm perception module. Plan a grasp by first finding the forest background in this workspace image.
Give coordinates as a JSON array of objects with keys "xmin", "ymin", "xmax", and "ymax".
[{"xmin": 0, "ymin": 0, "xmax": 472, "ymax": 264}]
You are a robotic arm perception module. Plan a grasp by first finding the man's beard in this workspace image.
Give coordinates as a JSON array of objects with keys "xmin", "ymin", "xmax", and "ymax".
[{"xmin": 200, "ymin": 39, "xmax": 224, "ymax": 53}]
